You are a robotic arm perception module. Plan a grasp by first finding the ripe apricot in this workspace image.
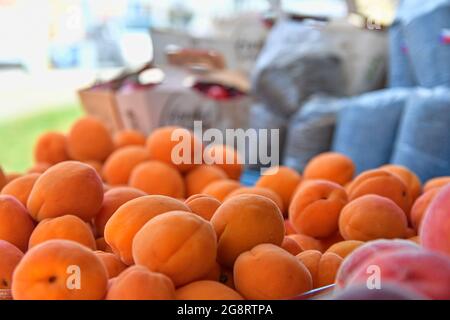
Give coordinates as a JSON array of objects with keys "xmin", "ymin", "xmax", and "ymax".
[
  {"xmin": 106, "ymin": 265, "xmax": 175, "ymax": 300},
  {"xmin": 27, "ymin": 162, "xmax": 51, "ymax": 174},
  {"xmin": 284, "ymin": 219, "xmax": 297, "ymax": 235},
  {"xmin": 129, "ymin": 161, "xmax": 185, "ymax": 198},
  {"xmin": 201, "ymin": 179, "xmax": 241, "ymax": 202},
  {"xmin": 0, "ymin": 167, "xmax": 6, "ymax": 190},
  {"xmin": 410, "ymin": 188, "xmax": 441, "ymax": 232},
  {"xmin": 281, "ymin": 236, "xmax": 303, "ymax": 255},
  {"xmin": 203, "ymin": 144, "xmax": 243, "ymax": 180},
  {"xmin": 132, "ymin": 211, "xmax": 217, "ymax": 287},
  {"xmin": 423, "ymin": 176, "xmax": 450, "ymax": 192},
  {"xmin": 1, "ymin": 173, "xmax": 40, "ymax": 206},
  {"xmin": 114, "ymin": 129, "xmax": 146, "ymax": 149},
  {"xmin": 104, "ymin": 195, "xmax": 190, "ymax": 265},
  {"xmin": 325, "ymin": 240, "xmax": 364, "ymax": 259},
  {"xmin": 211, "ymin": 194, "xmax": 285, "ymax": 268},
  {"xmin": 303, "ymin": 152, "xmax": 355, "ymax": 186},
  {"xmin": 12, "ymin": 240, "xmax": 108, "ymax": 300},
  {"xmin": 185, "ymin": 165, "xmax": 228, "ymax": 197},
  {"xmin": 94, "ymin": 251, "xmax": 127, "ymax": 279},
  {"xmin": 234, "ymin": 244, "xmax": 312, "ymax": 300},
  {"xmin": 0, "ymin": 240, "xmax": 23, "ymax": 289},
  {"xmin": 33, "ymin": 131, "xmax": 69, "ymax": 165},
  {"xmin": 27, "ymin": 161, "xmax": 104, "ymax": 222},
  {"xmin": 29, "ymin": 215, "xmax": 96, "ymax": 250},
  {"xmin": 289, "ymin": 180, "xmax": 348, "ymax": 238},
  {"xmin": 146, "ymin": 126, "xmax": 202, "ymax": 173},
  {"xmin": 0, "ymin": 195, "xmax": 35, "ymax": 252},
  {"xmin": 184, "ymin": 194, "xmax": 221, "ymax": 221},
  {"xmin": 255, "ymin": 166, "xmax": 302, "ymax": 212},
  {"xmin": 287, "ymin": 234, "xmax": 323, "ymax": 252},
  {"xmin": 347, "ymin": 169, "xmax": 411, "ymax": 214},
  {"xmin": 96, "ymin": 237, "xmax": 113, "ymax": 253},
  {"xmin": 380, "ymin": 164, "xmax": 422, "ymax": 202},
  {"xmin": 176, "ymin": 280, "xmax": 243, "ymax": 300},
  {"xmin": 226, "ymin": 186, "xmax": 284, "ymax": 213},
  {"xmin": 339, "ymin": 195, "xmax": 408, "ymax": 241},
  {"xmin": 67, "ymin": 116, "xmax": 114, "ymax": 162},
  {"xmin": 83, "ymin": 160, "xmax": 103, "ymax": 176},
  {"xmin": 102, "ymin": 146, "xmax": 149, "ymax": 185},
  {"xmin": 296, "ymin": 250, "xmax": 343, "ymax": 288},
  {"xmin": 5, "ymin": 172, "xmax": 22, "ymax": 184},
  {"xmin": 94, "ymin": 187, "xmax": 146, "ymax": 237},
  {"xmin": 318, "ymin": 231, "xmax": 345, "ymax": 251}
]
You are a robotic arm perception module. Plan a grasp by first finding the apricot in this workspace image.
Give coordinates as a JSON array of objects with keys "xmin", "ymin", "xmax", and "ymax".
[
  {"xmin": 27, "ymin": 162, "xmax": 51, "ymax": 174},
  {"xmin": 203, "ymin": 261, "xmax": 221, "ymax": 282},
  {"xmin": 203, "ymin": 144, "xmax": 243, "ymax": 180},
  {"xmin": 1, "ymin": 173, "xmax": 40, "ymax": 206},
  {"xmin": 104, "ymin": 195, "xmax": 190, "ymax": 265},
  {"xmin": 129, "ymin": 161, "xmax": 185, "ymax": 198},
  {"xmin": 0, "ymin": 167, "xmax": 6, "ymax": 190},
  {"xmin": 287, "ymin": 234, "xmax": 323, "ymax": 252},
  {"xmin": 420, "ymin": 184, "xmax": 450, "ymax": 257},
  {"xmin": 211, "ymin": 194, "xmax": 285, "ymax": 268},
  {"xmin": 102, "ymin": 146, "xmax": 149, "ymax": 185},
  {"xmin": 284, "ymin": 219, "xmax": 297, "ymax": 235},
  {"xmin": 234, "ymin": 244, "xmax": 312, "ymax": 300},
  {"xmin": 95, "ymin": 237, "xmax": 113, "ymax": 253},
  {"xmin": 83, "ymin": 160, "xmax": 103, "ymax": 176},
  {"xmin": 318, "ymin": 231, "xmax": 345, "ymax": 251},
  {"xmin": 176, "ymin": 280, "xmax": 243, "ymax": 300},
  {"xmin": 94, "ymin": 187, "xmax": 146, "ymax": 237},
  {"xmin": 114, "ymin": 129, "xmax": 146, "ymax": 149},
  {"xmin": 347, "ymin": 169, "xmax": 411, "ymax": 214},
  {"xmin": 423, "ymin": 176, "xmax": 450, "ymax": 192},
  {"xmin": 29, "ymin": 215, "xmax": 96, "ymax": 250},
  {"xmin": 380, "ymin": 164, "xmax": 422, "ymax": 202},
  {"xmin": 184, "ymin": 194, "xmax": 221, "ymax": 221},
  {"xmin": 12, "ymin": 240, "xmax": 107, "ymax": 300},
  {"xmin": 303, "ymin": 152, "xmax": 355, "ymax": 186},
  {"xmin": 333, "ymin": 283, "xmax": 427, "ymax": 300},
  {"xmin": 289, "ymin": 180, "xmax": 348, "ymax": 238},
  {"xmin": 27, "ymin": 161, "xmax": 103, "ymax": 222},
  {"xmin": 68, "ymin": 116, "xmax": 114, "ymax": 161},
  {"xmin": 296, "ymin": 250, "xmax": 343, "ymax": 288},
  {"xmin": 201, "ymin": 179, "xmax": 241, "ymax": 202},
  {"xmin": 185, "ymin": 165, "xmax": 228, "ymax": 197},
  {"xmin": 325, "ymin": 240, "xmax": 364, "ymax": 259},
  {"xmin": 146, "ymin": 126, "xmax": 202, "ymax": 173},
  {"xmin": 0, "ymin": 240, "xmax": 23, "ymax": 289},
  {"xmin": 0, "ymin": 195, "xmax": 35, "ymax": 252},
  {"xmin": 106, "ymin": 265, "xmax": 175, "ymax": 300},
  {"xmin": 5, "ymin": 172, "xmax": 22, "ymax": 184},
  {"xmin": 34, "ymin": 131, "xmax": 69, "ymax": 165},
  {"xmin": 410, "ymin": 188, "xmax": 441, "ymax": 232},
  {"xmin": 339, "ymin": 195, "xmax": 408, "ymax": 241},
  {"xmin": 226, "ymin": 186, "xmax": 284, "ymax": 213},
  {"xmin": 94, "ymin": 251, "xmax": 127, "ymax": 279},
  {"xmin": 255, "ymin": 166, "xmax": 302, "ymax": 212},
  {"xmin": 281, "ymin": 236, "xmax": 303, "ymax": 255},
  {"xmin": 132, "ymin": 211, "xmax": 217, "ymax": 287}
]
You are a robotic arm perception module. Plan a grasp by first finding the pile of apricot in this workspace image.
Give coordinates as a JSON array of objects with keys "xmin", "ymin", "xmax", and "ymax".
[{"xmin": 0, "ymin": 116, "xmax": 449, "ymax": 300}]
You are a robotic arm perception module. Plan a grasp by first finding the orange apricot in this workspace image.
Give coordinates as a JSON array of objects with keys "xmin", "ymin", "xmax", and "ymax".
[
  {"xmin": 380, "ymin": 164, "xmax": 422, "ymax": 202},
  {"xmin": 287, "ymin": 234, "xmax": 323, "ymax": 252},
  {"xmin": 114, "ymin": 129, "xmax": 146, "ymax": 149},
  {"xmin": 94, "ymin": 251, "xmax": 127, "ymax": 279},
  {"xmin": 104, "ymin": 195, "xmax": 190, "ymax": 265},
  {"xmin": 281, "ymin": 236, "xmax": 303, "ymax": 255},
  {"xmin": 303, "ymin": 152, "xmax": 355, "ymax": 186},
  {"xmin": 1, "ymin": 173, "xmax": 40, "ymax": 206},
  {"xmin": 226, "ymin": 186, "xmax": 284, "ymax": 213},
  {"xmin": 325, "ymin": 240, "xmax": 364, "ymax": 259},
  {"xmin": 410, "ymin": 187, "xmax": 441, "ymax": 232},
  {"xmin": 83, "ymin": 160, "xmax": 103, "ymax": 176},
  {"xmin": 201, "ymin": 179, "xmax": 241, "ymax": 202},
  {"xmin": 0, "ymin": 240, "xmax": 23, "ymax": 289},
  {"xmin": 203, "ymin": 144, "xmax": 243, "ymax": 180},
  {"xmin": 27, "ymin": 161, "xmax": 104, "ymax": 222},
  {"xmin": 12, "ymin": 240, "xmax": 108, "ymax": 300},
  {"xmin": 5, "ymin": 172, "xmax": 22, "ymax": 184},
  {"xmin": 33, "ymin": 131, "xmax": 69, "ymax": 165},
  {"xmin": 297, "ymin": 250, "xmax": 342, "ymax": 288},
  {"xmin": 284, "ymin": 219, "xmax": 297, "ymax": 235},
  {"xmin": 0, "ymin": 167, "xmax": 6, "ymax": 190},
  {"xmin": 176, "ymin": 280, "xmax": 243, "ymax": 300},
  {"xmin": 211, "ymin": 194, "xmax": 285, "ymax": 268},
  {"xmin": 184, "ymin": 194, "xmax": 221, "ymax": 221},
  {"xmin": 102, "ymin": 146, "xmax": 149, "ymax": 185},
  {"xmin": 27, "ymin": 162, "xmax": 51, "ymax": 174},
  {"xmin": 185, "ymin": 165, "xmax": 228, "ymax": 197},
  {"xmin": 423, "ymin": 176, "xmax": 450, "ymax": 192},
  {"xmin": 95, "ymin": 237, "xmax": 113, "ymax": 253},
  {"xmin": 318, "ymin": 231, "xmax": 345, "ymax": 251},
  {"xmin": 132, "ymin": 211, "xmax": 217, "ymax": 287}
]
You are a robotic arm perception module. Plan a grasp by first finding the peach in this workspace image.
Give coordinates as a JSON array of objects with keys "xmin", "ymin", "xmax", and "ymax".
[
  {"xmin": 339, "ymin": 195, "xmax": 408, "ymax": 241},
  {"xmin": 176, "ymin": 280, "xmax": 243, "ymax": 300},
  {"xmin": 234, "ymin": 244, "xmax": 312, "ymax": 300},
  {"xmin": 0, "ymin": 240, "xmax": 23, "ymax": 289},
  {"xmin": 102, "ymin": 146, "xmax": 149, "ymax": 185},
  {"xmin": 325, "ymin": 240, "xmax": 364, "ymax": 259},
  {"xmin": 289, "ymin": 180, "xmax": 348, "ymax": 238},
  {"xmin": 211, "ymin": 194, "xmax": 285, "ymax": 268},
  {"xmin": 106, "ymin": 265, "xmax": 175, "ymax": 300},
  {"xmin": 303, "ymin": 152, "xmax": 355, "ymax": 186},
  {"xmin": 132, "ymin": 211, "xmax": 217, "ymax": 287},
  {"xmin": 347, "ymin": 169, "xmax": 411, "ymax": 214},
  {"xmin": 94, "ymin": 187, "xmax": 146, "ymax": 237},
  {"xmin": 185, "ymin": 165, "xmax": 228, "ymax": 197},
  {"xmin": 1, "ymin": 173, "xmax": 40, "ymax": 206},
  {"xmin": 29, "ymin": 215, "xmax": 96, "ymax": 250},
  {"xmin": 67, "ymin": 116, "xmax": 114, "ymax": 162},
  {"xmin": 184, "ymin": 194, "xmax": 221, "ymax": 221},
  {"xmin": 226, "ymin": 186, "xmax": 284, "ymax": 213},
  {"xmin": 33, "ymin": 131, "xmax": 69, "ymax": 165},
  {"xmin": 201, "ymin": 179, "xmax": 241, "ymax": 202},
  {"xmin": 287, "ymin": 234, "xmax": 323, "ymax": 252},
  {"xmin": 27, "ymin": 161, "xmax": 104, "ymax": 222},
  {"xmin": 420, "ymin": 184, "xmax": 450, "ymax": 257},
  {"xmin": 146, "ymin": 126, "xmax": 202, "ymax": 173},
  {"xmin": 105, "ymin": 195, "xmax": 190, "ymax": 265},
  {"xmin": 129, "ymin": 161, "xmax": 185, "ymax": 198},
  {"xmin": 27, "ymin": 162, "xmax": 51, "ymax": 174},
  {"xmin": 333, "ymin": 283, "xmax": 427, "ymax": 300},
  {"xmin": 114, "ymin": 129, "xmax": 146, "ymax": 149},
  {"xmin": 281, "ymin": 236, "xmax": 303, "ymax": 255},
  {"xmin": 380, "ymin": 164, "xmax": 422, "ymax": 202},
  {"xmin": 410, "ymin": 188, "xmax": 441, "ymax": 232},
  {"xmin": 94, "ymin": 251, "xmax": 127, "ymax": 279},
  {"xmin": 423, "ymin": 176, "xmax": 450, "ymax": 192},
  {"xmin": 12, "ymin": 240, "xmax": 108, "ymax": 300},
  {"xmin": 255, "ymin": 166, "xmax": 302, "ymax": 212},
  {"xmin": 296, "ymin": 250, "xmax": 343, "ymax": 288},
  {"xmin": 203, "ymin": 144, "xmax": 243, "ymax": 180},
  {"xmin": 0, "ymin": 195, "xmax": 35, "ymax": 252}
]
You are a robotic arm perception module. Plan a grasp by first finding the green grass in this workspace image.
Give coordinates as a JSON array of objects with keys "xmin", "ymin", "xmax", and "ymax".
[{"xmin": 0, "ymin": 105, "xmax": 83, "ymax": 173}]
